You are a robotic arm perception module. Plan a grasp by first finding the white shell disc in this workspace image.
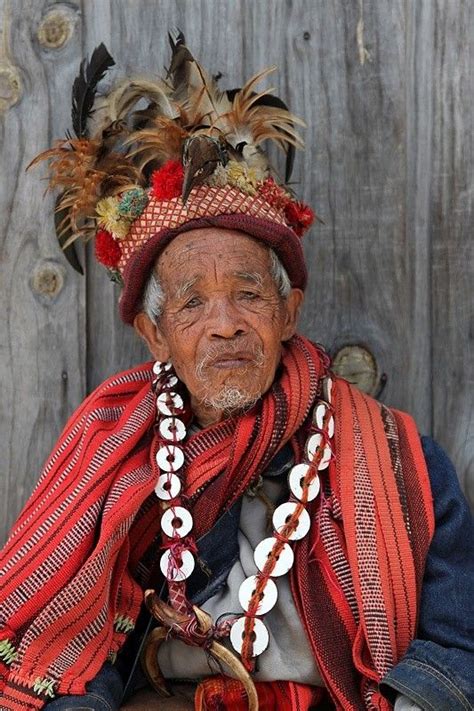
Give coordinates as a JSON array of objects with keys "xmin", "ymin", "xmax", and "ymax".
[
  {"xmin": 318, "ymin": 443, "xmax": 332, "ymax": 470},
  {"xmin": 322, "ymin": 376, "xmax": 333, "ymax": 404},
  {"xmin": 161, "ymin": 506, "xmax": 193, "ymax": 538},
  {"xmin": 313, "ymin": 403, "xmax": 335, "ymax": 438},
  {"xmin": 306, "ymin": 434, "xmax": 332, "ymax": 470},
  {"xmin": 153, "ymin": 361, "xmax": 172, "ymax": 375},
  {"xmin": 156, "ymin": 391, "xmax": 184, "ymax": 416},
  {"xmin": 238, "ymin": 575, "xmax": 278, "ymax": 615},
  {"xmin": 288, "ymin": 463, "xmax": 321, "ymax": 502},
  {"xmin": 254, "ymin": 537, "xmax": 294, "ymax": 577},
  {"xmin": 230, "ymin": 616, "xmax": 269, "ymax": 657},
  {"xmin": 156, "ymin": 444, "xmax": 184, "ymax": 472},
  {"xmin": 160, "ymin": 548, "xmax": 195, "ymax": 581},
  {"xmin": 272, "ymin": 502, "xmax": 311, "ymax": 541},
  {"xmin": 306, "ymin": 432, "xmax": 322, "ymax": 460},
  {"xmin": 314, "ymin": 402, "xmax": 327, "ymax": 428},
  {"xmin": 159, "ymin": 417, "xmax": 186, "ymax": 442},
  {"xmin": 162, "ymin": 375, "xmax": 179, "ymax": 389},
  {"xmin": 154, "ymin": 473, "xmax": 182, "ymax": 500},
  {"xmin": 327, "ymin": 416, "xmax": 335, "ymax": 439}
]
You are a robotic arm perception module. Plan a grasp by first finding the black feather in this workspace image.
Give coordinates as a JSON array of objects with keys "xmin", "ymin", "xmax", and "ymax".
[
  {"xmin": 250, "ymin": 94, "xmax": 296, "ymax": 182},
  {"xmin": 167, "ymin": 29, "xmax": 193, "ymax": 87},
  {"xmin": 168, "ymin": 28, "xmax": 185, "ymax": 52},
  {"xmin": 225, "ymin": 89, "xmax": 240, "ymax": 102},
  {"xmin": 71, "ymin": 43, "xmax": 115, "ymax": 139},
  {"xmin": 54, "ymin": 195, "xmax": 84, "ymax": 275}
]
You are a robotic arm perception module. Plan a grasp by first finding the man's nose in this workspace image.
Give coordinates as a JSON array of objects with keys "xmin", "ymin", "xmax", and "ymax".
[{"xmin": 206, "ymin": 298, "xmax": 247, "ymax": 339}]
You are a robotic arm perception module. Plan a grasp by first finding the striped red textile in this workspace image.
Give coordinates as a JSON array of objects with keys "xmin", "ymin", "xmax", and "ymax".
[
  {"xmin": 0, "ymin": 365, "xmax": 158, "ymax": 708},
  {"xmin": 291, "ymin": 379, "xmax": 435, "ymax": 710},
  {"xmin": 194, "ymin": 675, "xmax": 328, "ymax": 710},
  {"xmin": 0, "ymin": 337, "xmax": 323, "ymax": 708},
  {"xmin": 0, "ymin": 336, "xmax": 434, "ymax": 710}
]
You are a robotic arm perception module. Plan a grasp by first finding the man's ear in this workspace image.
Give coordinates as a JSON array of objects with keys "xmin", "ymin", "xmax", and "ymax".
[
  {"xmin": 282, "ymin": 288, "xmax": 304, "ymax": 341},
  {"xmin": 133, "ymin": 312, "xmax": 171, "ymax": 362}
]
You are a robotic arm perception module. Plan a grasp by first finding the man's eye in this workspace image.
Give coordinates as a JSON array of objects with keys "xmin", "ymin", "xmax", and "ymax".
[
  {"xmin": 239, "ymin": 291, "xmax": 259, "ymax": 300},
  {"xmin": 184, "ymin": 297, "xmax": 201, "ymax": 309}
]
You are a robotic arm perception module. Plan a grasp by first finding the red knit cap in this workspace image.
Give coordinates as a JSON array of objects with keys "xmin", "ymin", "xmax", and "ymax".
[{"xmin": 118, "ymin": 184, "xmax": 308, "ymax": 324}]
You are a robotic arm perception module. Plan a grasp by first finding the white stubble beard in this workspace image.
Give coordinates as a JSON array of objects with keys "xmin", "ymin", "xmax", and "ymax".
[{"xmin": 195, "ymin": 345, "xmax": 266, "ymax": 416}]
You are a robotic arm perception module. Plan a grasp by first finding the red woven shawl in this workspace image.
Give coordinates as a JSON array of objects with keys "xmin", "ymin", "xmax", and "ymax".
[{"xmin": 0, "ymin": 335, "xmax": 434, "ymax": 710}]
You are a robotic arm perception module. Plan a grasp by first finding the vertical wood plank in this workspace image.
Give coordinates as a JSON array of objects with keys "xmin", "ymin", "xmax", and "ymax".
[
  {"xmin": 430, "ymin": 0, "xmax": 474, "ymax": 500},
  {"xmin": 0, "ymin": 0, "xmax": 86, "ymax": 544},
  {"xmin": 294, "ymin": 0, "xmax": 433, "ymax": 433}
]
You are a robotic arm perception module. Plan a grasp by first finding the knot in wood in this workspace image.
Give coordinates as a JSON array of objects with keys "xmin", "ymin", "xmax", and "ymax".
[
  {"xmin": 31, "ymin": 262, "xmax": 65, "ymax": 301},
  {"xmin": 0, "ymin": 65, "xmax": 21, "ymax": 112},
  {"xmin": 37, "ymin": 9, "xmax": 74, "ymax": 49},
  {"xmin": 332, "ymin": 344, "xmax": 379, "ymax": 396}
]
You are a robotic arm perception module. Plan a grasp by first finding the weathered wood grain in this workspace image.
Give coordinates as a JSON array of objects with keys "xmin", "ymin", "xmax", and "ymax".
[
  {"xmin": 0, "ymin": 0, "xmax": 472, "ymax": 546},
  {"xmin": 0, "ymin": 0, "xmax": 86, "ymax": 544},
  {"xmin": 430, "ymin": 0, "xmax": 474, "ymax": 499},
  {"xmin": 296, "ymin": 0, "xmax": 426, "ymax": 423}
]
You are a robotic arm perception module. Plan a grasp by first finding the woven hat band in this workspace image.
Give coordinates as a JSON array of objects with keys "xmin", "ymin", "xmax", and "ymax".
[{"xmin": 117, "ymin": 184, "xmax": 288, "ymax": 274}]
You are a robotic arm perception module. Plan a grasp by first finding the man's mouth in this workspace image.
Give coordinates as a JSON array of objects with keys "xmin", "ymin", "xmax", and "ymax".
[{"xmin": 208, "ymin": 353, "xmax": 255, "ymax": 369}]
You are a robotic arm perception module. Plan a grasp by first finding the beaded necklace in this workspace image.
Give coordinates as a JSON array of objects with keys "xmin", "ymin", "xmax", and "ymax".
[{"xmin": 150, "ymin": 359, "xmax": 335, "ymax": 670}]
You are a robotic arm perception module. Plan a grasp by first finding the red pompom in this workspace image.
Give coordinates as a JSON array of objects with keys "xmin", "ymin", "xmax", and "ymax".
[
  {"xmin": 151, "ymin": 160, "xmax": 184, "ymax": 200},
  {"xmin": 95, "ymin": 229, "xmax": 122, "ymax": 268},
  {"xmin": 284, "ymin": 201, "xmax": 315, "ymax": 236}
]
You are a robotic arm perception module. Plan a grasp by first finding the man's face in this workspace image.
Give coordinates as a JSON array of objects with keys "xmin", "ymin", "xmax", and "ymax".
[{"xmin": 135, "ymin": 227, "xmax": 303, "ymax": 426}]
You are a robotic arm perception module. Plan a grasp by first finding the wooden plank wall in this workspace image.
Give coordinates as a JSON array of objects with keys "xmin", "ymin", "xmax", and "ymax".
[{"xmin": 0, "ymin": 0, "xmax": 472, "ymax": 545}]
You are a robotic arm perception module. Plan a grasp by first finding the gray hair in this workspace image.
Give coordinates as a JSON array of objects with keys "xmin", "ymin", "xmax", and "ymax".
[{"xmin": 142, "ymin": 247, "xmax": 291, "ymax": 324}]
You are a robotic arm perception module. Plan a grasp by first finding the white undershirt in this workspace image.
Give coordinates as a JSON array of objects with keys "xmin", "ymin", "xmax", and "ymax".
[{"xmin": 157, "ymin": 475, "xmax": 322, "ymax": 684}]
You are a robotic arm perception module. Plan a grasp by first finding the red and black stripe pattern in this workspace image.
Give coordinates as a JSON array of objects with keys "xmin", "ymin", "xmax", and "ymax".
[
  {"xmin": 0, "ymin": 338, "xmax": 434, "ymax": 710},
  {"xmin": 292, "ymin": 378, "xmax": 435, "ymax": 710}
]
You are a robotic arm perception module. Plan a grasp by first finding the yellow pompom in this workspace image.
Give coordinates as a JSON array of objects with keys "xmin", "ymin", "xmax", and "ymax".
[{"xmin": 96, "ymin": 197, "xmax": 132, "ymax": 239}]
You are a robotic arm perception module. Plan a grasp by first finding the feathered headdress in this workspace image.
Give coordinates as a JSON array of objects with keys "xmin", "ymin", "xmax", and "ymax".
[{"xmin": 30, "ymin": 33, "xmax": 317, "ymax": 321}]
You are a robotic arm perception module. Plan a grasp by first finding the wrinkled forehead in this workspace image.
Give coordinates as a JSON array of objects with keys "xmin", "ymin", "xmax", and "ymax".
[{"xmin": 154, "ymin": 227, "xmax": 273, "ymax": 285}]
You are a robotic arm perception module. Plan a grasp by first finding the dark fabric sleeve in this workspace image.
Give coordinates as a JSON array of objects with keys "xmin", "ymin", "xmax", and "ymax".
[
  {"xmin": 43, "ymin": 663, "xmax": 123, "ymax": 710},
  {"xmin": 380, "ymin": 436, "xmax": 474, "ymax": 710}
]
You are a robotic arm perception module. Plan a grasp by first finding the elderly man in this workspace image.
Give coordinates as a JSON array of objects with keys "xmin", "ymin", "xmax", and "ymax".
[{"xmin": 1, "ymin": 38, "xmax": 473, "ymax": 711}]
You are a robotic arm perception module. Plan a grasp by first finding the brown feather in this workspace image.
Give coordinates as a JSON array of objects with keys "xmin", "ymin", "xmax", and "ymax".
[
  {"xmin": 222, "ymin": 67, "xmax": 305, "ymax": 154},
  {"xmin": 90, "ymin": 77, "xmax": 179, "ymax": 138},
  {"xmin": 167, "ymin": 38, "xmax": 232, "ymax": 129},
  {"xmin": 201, "ymin": 67, "xmax": 306, "ymax": 178},
  {"xmin": 29, "ymin": 137, "xmax": 142, "ymax": 246},
  {"xmin": 126, "ymin": 117, "xmax": 189, "ymax": 170},
  {"xmin": 184, "ymin": 61, "xmax": 231, "ymax": 128}
]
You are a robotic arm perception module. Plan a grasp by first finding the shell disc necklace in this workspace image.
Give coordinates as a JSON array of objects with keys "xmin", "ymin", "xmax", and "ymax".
[{"xmin": 149, "ymin": 359, "xmax": 335, "ymax": 671}]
